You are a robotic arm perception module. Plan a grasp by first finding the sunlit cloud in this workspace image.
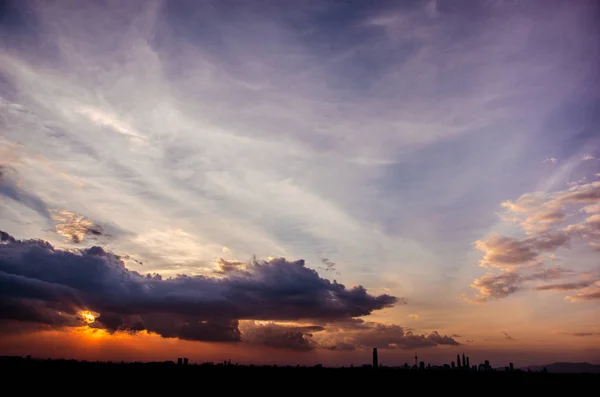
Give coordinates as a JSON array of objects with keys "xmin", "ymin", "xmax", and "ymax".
[
  {"xmin": 469, "ymin": 174, "xmax": 600, "ymax": 302},
  {"xmin": 51, "ymin": 209, "xmax": 104, "ymax": 244},
  {"xmin": 565, "ymin": 282, "xmax": 600, "ymax": 302}
]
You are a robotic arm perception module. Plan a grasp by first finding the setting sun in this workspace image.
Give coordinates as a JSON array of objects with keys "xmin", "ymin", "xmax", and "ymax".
[{"xmin": 80, "ymin": 311, "xmax": 97, "ymax": 324}]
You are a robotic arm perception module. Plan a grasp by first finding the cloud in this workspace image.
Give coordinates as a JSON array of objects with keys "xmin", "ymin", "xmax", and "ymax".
[
  {"xmin": 470, "ymin": 272, "xmax": 522, "ymax": 302},
  {"xmin": 0, "ymin": 165, "xmax": 50, "ymax": 219},
  {"xmin": 213, "ymin": 258, "xmax": 247, "ymax": 275},
  {"xmin": 564, "ymin": 332, "xmax": 600, "ymax": 337},
  {"xmin": 543, "ymin": 158, "xmax": 558, "ymax": 164},
  {"xmin": 565, "ymin": 281, "xmax": 600, "ymax": 302},
  {"xmin": 582, "ymin": 154, "xmax": 595, "ymax": 161},
  {"xmin": 321, "ymin": 258, "xmax": 336, "ymax": 272},
  {"xmin": 51, "ymin": 209, "xmax": 105, "ymax": 243},
  {"xmin": 474, "ymin": 232, "xmax": 569, "ymax": 269},
  {"xmin": 0, "ymin": 231, "xmax": 398, "ymax": 342},
  {"xmin": 76, "ymin": 106, "xmax": 145, "ymax": 140},
  {"xmin": 502, "ymin": 331, "xmax": 516, "ymax": 341},
  {"xmin": 532, "ymin": 280, "xmax": 596, "ymax": 292},
  {"xmin": 469, "ymin": 178, "xmax": 600, "ymax": 302},
  {"xmin": 523, "ymin": 266, "xmax": 574, "ymax": 281},
  {"xmin": 318, "ymin": 320, "xmax": 459, "ymax": 350},
  {"xmin": 499, "ymin": 182, "xmax": 600, "ymax": 234},
  {"xmin": 240, "ymin": 321, "xmax": 325, "ymax": 351},
  {"xmin": 565, "ymin": 214, "xmax": 600, "ymax": 244},
  {"xmin": 469, "ymin": 266, "xmax": 575, "ymax": 302}
]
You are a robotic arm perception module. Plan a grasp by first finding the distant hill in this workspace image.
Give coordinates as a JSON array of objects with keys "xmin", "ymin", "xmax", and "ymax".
[{"xmin": 526, "ymin": 362, "xmax": 600, "ymax": 374}]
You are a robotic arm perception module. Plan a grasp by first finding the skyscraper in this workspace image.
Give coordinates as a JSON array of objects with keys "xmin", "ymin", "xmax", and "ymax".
[
  {"xmin": 373, "ymin": 348, "xmax": 378, "ymax": 368},
  {"xmin": 462, "ymin": 354, "xmax": 466, "ymax": 369},
  {"xmin": 457, "ymin": 354, "xmax": 462, "ymax": 368}
]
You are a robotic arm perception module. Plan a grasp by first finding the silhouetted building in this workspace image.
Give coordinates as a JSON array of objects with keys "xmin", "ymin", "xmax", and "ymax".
[
  {"xmin": 451, "ymin": 361, "xmax": 455, "ymax": 369},
  {"xmin": 183, "ymin": 358, "xmax": 188, "ymax": 366},
  {"xmin": 509, "ymin": 362, "xmax": 514, "ymax": 371},
  {"xmin": 466, "ymin": 356, "xmax": 470, "ymax": 368},
  {"xmin": 419, "ymin": 361, "xmax": 425, "ymax": 370},
  {"xmin": 177, "ymin": 358, "xmax": 182, "ymax": 366},
  {"xmin": 373, "ymin": 348, "xmax": 378, "ymax": 369},
  {"xmin": 483, "ymin": 360, "xmax": 491, "ymax": 372},
  {"xmin": 462, "ymin": 354, "xmax": 466, "ymax": 369},
  {"xmin": 457, "ymin": 354, "xmax": 462, "ymax": 368}
]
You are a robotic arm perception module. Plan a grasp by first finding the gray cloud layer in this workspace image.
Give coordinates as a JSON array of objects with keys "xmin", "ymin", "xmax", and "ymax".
[{"xmin": 239, "ymin": 319, "xmax": 461, "ymax": 352}]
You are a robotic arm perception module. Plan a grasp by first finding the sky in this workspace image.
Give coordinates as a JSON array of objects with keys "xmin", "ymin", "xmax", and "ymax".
[{"xmin": 0, "ymin": 0, "xmax": 599, "ymax": 367}]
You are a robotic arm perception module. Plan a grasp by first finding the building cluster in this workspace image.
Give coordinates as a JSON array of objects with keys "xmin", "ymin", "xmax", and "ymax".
[
  {"xmin": 176, "ymin": 358, "xmax": 189, "ymax": 366},
  {"xmin": 370, "ymin": 348, "xmax": 515, "ymax": 372}
]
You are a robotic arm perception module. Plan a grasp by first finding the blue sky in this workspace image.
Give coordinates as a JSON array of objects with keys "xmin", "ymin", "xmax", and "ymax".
[{"xmin": 1, "ymin": 0, "xmax": 599, "ymax": 365}]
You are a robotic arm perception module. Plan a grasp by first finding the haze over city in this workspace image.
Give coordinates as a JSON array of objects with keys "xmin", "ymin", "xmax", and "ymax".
[{"xmin": 1, "ymin": 0, "xmax": 599, "ymax": 368}]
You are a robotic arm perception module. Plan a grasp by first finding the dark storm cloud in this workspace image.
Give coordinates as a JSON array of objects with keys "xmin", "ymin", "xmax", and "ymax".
[{"xmin": 0, "ymin": 231, "xmax": 398, "ymax": 342}]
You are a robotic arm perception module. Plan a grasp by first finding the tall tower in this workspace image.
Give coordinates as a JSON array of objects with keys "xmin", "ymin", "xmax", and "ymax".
[
  {"xmin": 373, "ymin": 348, "xmax": 378, "ymax": 368},
  {"xmin": 462, "ymin": 354, "xmax": 466, "ymax": 369},
  {"xmin": 457, "ymin": 354, "xmax": 462, "ymax": 368}
]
